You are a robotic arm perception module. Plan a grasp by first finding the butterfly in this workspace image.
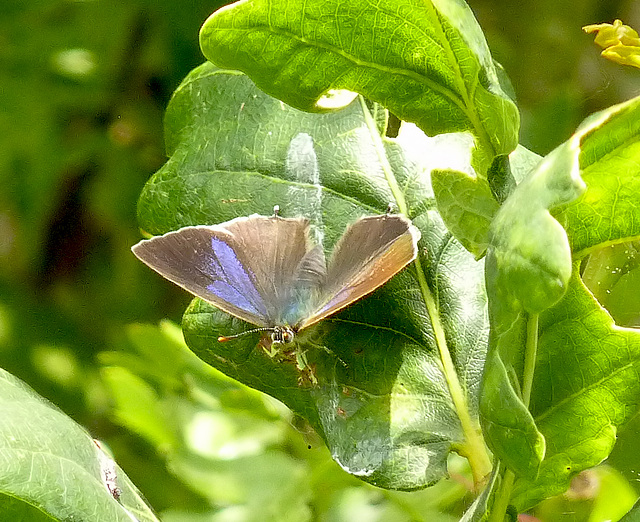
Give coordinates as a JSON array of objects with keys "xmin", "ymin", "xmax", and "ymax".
[{"xmin": 132, "ymin": 209, "xmax": 420, "ymax": 362}]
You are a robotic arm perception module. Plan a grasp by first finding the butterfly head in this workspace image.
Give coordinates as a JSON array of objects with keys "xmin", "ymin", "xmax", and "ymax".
[{"xmin": 271, "ymin": 325, "xmax": 296, "ymax": 344}]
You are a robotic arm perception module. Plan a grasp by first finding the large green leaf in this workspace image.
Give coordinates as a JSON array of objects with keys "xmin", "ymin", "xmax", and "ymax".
[
  {"xmin": 100, "ymin": 323, "xmax": 473, "ymax": 520},
  {"xmin": 0, "ymin": 367, "xmax": 157, "ymax": 521},
  {"xmin": 137, "ymin": 62, "xmax": 490, "ymax": 490},
  {"xmin": 480, "ymin": 95, "xmax": 640, "ymax": 507},
  {"xmin": 100, "ymin": 321, "xmax": 314, "ymax": 521},
  {"xmin": 512, "ymin": 271, "xmax": 640, "ymax": 509},
  {"xmin": 199, "ymin": 0, "xmax": 520, "ymax": 256}
]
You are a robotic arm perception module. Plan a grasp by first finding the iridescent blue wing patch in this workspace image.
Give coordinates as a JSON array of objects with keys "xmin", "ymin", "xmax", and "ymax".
[{"xmin": 132, "ymin": 215, "xmax": 312, "ymax": 327}]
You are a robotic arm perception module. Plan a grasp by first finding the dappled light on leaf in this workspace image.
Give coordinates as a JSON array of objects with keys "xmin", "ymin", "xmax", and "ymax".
[{"xmin": 136, "ymin": 62, "xmax": 491, "ymax": 490}]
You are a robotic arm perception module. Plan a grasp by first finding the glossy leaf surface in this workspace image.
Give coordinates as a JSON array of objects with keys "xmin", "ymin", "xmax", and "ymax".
[
  {"xmin": 137, "ymin": 62, "xmax": 489, "ymax": 490},
  {"xmin": 199, "ymin": 0, "xmax": 521, "ymax": 256}
]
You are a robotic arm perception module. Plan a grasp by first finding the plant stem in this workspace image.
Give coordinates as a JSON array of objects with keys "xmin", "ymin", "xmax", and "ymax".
[
  {"xmin": 415, "ymin": 259, "xmax": 492, "ymax": 487},
  {"xmin": 361, "ymin": 96, "xmax": 492, "ymax": 487},
  {"xmin": 489, "ymin": 468, "xmax": 515, "ymax": 522},
  {"xmin": 359, "ymin": 96, "xmax": 408, "ymax": 214},
  {"xmin": 489, "ymin": 313, "xmax": 540, "ymax": 520}
]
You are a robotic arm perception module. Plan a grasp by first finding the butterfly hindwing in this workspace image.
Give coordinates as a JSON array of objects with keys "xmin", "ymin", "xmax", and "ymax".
[{"xmin": 297, "ymin": 214, "xmax": 420, "ymax": 330}]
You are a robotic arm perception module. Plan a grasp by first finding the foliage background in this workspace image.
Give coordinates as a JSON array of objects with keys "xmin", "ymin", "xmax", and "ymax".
[{"xmin": 1, "ymin": 0, "xmax": 639, "ymax": 517}]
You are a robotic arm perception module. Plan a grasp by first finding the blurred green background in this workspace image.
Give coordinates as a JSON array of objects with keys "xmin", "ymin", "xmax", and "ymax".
[{"xmin": 1, "ymin": 0, "xmax": 639, "ymax": 519}]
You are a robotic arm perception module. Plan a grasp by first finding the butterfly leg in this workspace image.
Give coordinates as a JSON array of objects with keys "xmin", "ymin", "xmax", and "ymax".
[
  {"xmin": 305, "ymin": 340, "xmax": 348, "ymax": 369},
  {"xmin": 258, "ymin": 336, "xmax": 284, "ymax": 358},
  {"xmin": 291, "ymin": 347, "xmax": 319, "ymax": 386}
]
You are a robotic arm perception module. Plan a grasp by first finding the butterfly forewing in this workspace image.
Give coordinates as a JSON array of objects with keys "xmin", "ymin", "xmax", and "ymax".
[
  {"xmin": 221, "ymin": 215, "xmax": 312, "ymax": 324},
  {"xmin": 133, "ymin": 226, "xmax": 272, "ymax": 326},
  {"xmin": 132, "ymin": 215, "xmax": 312, "ymax": 327},
  {"xmin": 297, "ymin": 214, "xmax": 420, "ymax": 330}
]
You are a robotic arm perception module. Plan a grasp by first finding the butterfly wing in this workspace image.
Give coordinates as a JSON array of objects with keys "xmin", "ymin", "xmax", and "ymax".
[
  {"xmin": 297, "ymin": 214, "xmax": 420, "ymax": 330},
  {"xmin": 221, "ymin": 214, "xmax": 313, "ymax": 324},
  {"xmin": 132, "ymin": 215, "xmax": 311, "ymax": 327}
]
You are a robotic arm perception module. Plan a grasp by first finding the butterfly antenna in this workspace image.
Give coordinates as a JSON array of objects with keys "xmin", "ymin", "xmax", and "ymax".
[{"xmin": 218, "ymin": 327, "xmax": 274, "ymax": 342}]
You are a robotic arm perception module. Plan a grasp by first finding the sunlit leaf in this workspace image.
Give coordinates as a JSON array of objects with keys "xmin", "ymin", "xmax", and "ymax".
[
  {"xmin": 199, "ymin": 0, "xmax": 521, "ymax": 255},
  {"xmin": 137, "ymin": 62, "xmax": 490, "ymax": 490}
]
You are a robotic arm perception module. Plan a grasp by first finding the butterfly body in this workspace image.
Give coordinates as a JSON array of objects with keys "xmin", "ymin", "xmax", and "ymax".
[{"xmin": 133, "ymin": 212, "xmax": 420, "ymax": 363}]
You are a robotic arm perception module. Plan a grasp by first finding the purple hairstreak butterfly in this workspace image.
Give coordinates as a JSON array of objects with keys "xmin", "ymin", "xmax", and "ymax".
[{"xmin": 132, "ymin": 209, "xmax": 420, "ymax": 365}]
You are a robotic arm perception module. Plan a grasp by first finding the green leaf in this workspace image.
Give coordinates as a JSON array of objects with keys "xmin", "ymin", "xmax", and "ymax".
[
  {"xmin": 460, "ymin": 467, "xmax": 502, "ymax": 522},
  {"xmin": 137, "ymin": 63, "xmax": 490, "ymax": 490},
  {"xmin": 101, "ymin": 366, "xmax": 179, "ymax": 451},
  {"xmin": 430, "ymin": 143, "xmax": 540, "ymax": 258},
  {"xmin": 199, "ymin": 0, "xmax": 519, "ymax": 161},
  {"xmin": 607, "ymin": 403, "xmax": 640, "ymax": 495},
  {"xmin": 478, "ymin": 98, "xmax": 637, "ymax": 482},
  {"xmin": 139, "ymin": 64, "xmax": 406, "ymax": 234},
  {"xmin": 581, "ymin": 240, "xmax": 640, "ymax": 327},
  {"xmin": 102, "ymin": 322, "xmax": 318, "ymax": 518},
  {"xmin": 621, "ymin": 499, "xmax": 640, "ymax": 522},
  {"xmin": 431, "ymin": 165, "xmax": 500, "ymax": 256},
  {"xmin": 0, "ymin": 367, "xmax": 157, "ymax": 522},
  {"xmin": 198, "ymin": 0, "xmax": 520, "ymax": 255},
  {"xmin": 555, "ymin": 95, "xmax": 640, "ymax": 256},
  {"xmin": 480, "ymin": 141, "xmax": 586, "ymax": 481},
  {"xmin": 489, "ymin": 138, "xmax": 587, "ymax": 316},
  {"xmin": 510, "ymin": 270, "xmax": 640, "ymax": 510},
  {"xmin": 101, "ymin": 323, "xmax": 472, "ymax": 519},
  {"xmin": 482, "ymin": 96, "xmax": 640, "ymax": 506}
]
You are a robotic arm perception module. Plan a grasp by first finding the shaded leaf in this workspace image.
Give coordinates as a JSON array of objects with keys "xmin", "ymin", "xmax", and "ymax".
[
  {"xmin": 581, "ymin": 240, "xmax": 640, "ymax": 327},
  {"xmin": 0, "ymin": 367, "xmax": 157, "ymax": 521},
  {"xmin": 101, "ymin": 322, "xmax": 473, "ymax": 520}
]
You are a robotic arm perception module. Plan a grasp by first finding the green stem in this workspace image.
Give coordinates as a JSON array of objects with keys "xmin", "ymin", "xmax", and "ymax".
[
  {"xmin": 361, "ymin": 97, "xmax": 492, "ymax": 487},
  {"xmin": 489, "ymin": 313, "xmax": 540, "ymax": 520},
  {"xmin": 489, "ymin": 468, "xmax": 515, "ymax": 522},
  {"xmin": 359, "ymin": 96, "xmax": 408, "ymax": 214},
  {"xmin": 415, "ymin": 258, "xmax": 492, "ymax": 487}
]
